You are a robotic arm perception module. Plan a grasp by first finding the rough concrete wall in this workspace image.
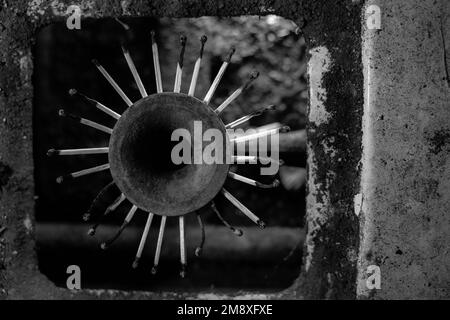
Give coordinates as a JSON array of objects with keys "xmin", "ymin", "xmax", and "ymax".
[
  {"xmin": 0, "ymin": 0, "xmax": 365, "ymax": 299},
  {"xmin": 357, "ymin": 0, "xmax": 450, "ymax": 299}
]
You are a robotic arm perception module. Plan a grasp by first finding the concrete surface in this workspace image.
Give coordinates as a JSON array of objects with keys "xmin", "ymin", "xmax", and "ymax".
[{"xmin": 357, "ymin": 0, "xmax": 450, "ymax": 299}]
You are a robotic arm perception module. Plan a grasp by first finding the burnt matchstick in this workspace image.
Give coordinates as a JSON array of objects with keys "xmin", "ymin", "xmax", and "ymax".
[
  {"xmin": 122, "ymin": 45, "xmax": 148, "ymax": 98},
  {"xmin": 188, "ymin": 35, "xmax": 207, "ymax": 96},
  {"xmin": 100, "ymin": 205, "xmax": 138, "ymax": 250},
  {"xmin": 173, "ymin": 35, "xmax": 187, "ymax": 93},
  {"xmin": 83, "ymin": 181, "xmax": 118, "ymax": 222},
  {"xmin": 214, "ymin": 71, "xmax": 259, "ymax": 114},
  {"xmin": 47, "ymin": 147, "xmax": 109, "ymax": 157},
  {"xmin": 58, "ymin": 109, "xmax": 113, "ymax": 134},
  {"xmin": 221, "ymin": 188, "xmax": 266, "ymax": 229},
  {"xmin": 68, "ymin": 89, "xmax": 120, "ymax": 120},
  {"xmin": 87, "ymin": 193, "xmax": 126, "ymax": 236},
  {"xmin": 151, "ymin": 215, "xmax": 167, "ymax": 275},
  {"xmin": 132, "ymin": 212, "xmax": 154, "ymax": 269},
  {"xmin": 179, "ymin": 216, "xmax": 187, "ymax": 278},
  {"xmin": 211, "ymin": 201, "xmax": 243, "ymax": 236},
  {"xmin": 203, "ymin": 46, "xmax": 236, "ymax": 105},
  {"xmin": 114, "ymin": 17, "xmax": 130, "ymax": 31},
  {"xmin": 56, "ymin": 163, "xmax": 110, "ymax": 184},
  {"xmin": 231, "ymin": 155, "xmax": 284, "ymax": 167},
  {"xmin": 195, "ymin": 212, "xmax": 206, "ymax": 257},
  {"xmin": 225, "ymin": 105, "xmax": 276, "ymax": 129},
  {"xmin": 150, "ymin": 31, "xmax": 163, "ymax": 93},
  {"xmin": 231, "ymin": 125, "xmax": 290, "ymax": 143},
  {"xmin": 228, "ymin": 172, "xmax": 280, "ymax": 189},
  {"xmin": 92, "ymin": 59, "xmax": 133, "ymax": 107}
]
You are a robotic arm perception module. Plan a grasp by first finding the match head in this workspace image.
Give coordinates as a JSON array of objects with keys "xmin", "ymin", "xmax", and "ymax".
[
  {"xmin": 91, "ymin": 59, "xmax": 100, "ymax": 67},
  {"xmin": 87, "ymin": 228, "xmax": 96, "ymax": 236},
  {"xmin": 195, "ymin": 247, "xmax": 202, "ymax": 257},
  {"xmin": 150, "ymin": 30, "xmax": 156, "ymax": 43},
  {"xmin": 200, "ymin": 35, "xmax": 207, "ymax": 43},
  {"xmin": 179, "ymin": 264, "xmax": 187, "ymax": 278},
  {"xmin": 257, "ymin": 219, "xmax": 266, "ymax": 229},
  {"xmin": 232, "ymin": 228, "xmax": 244, "ymax": 237},
  {"xmin": 46, "ymin": 148, "xmax": 56, "ymax": 157},
  {"xmin": 56, "ymin": 176, "xmax": 64, "ymax": 184},
  {"xmin": 250, "ymin": 70, "xmax": 260, "ymax": 80},
  {"xmin": 100, "ymin": 242, "xmax": 108, "ymax": 250},
  {"xmin": 68, "ymin": 88, "xmax": 77, "ymax": 96},
  {"xmin": 225, "ymin": 46, "xmax": 236, "ymax": 62},
  {"xmin": 82, "ymin": 213, "xmax": 90, "ymax": 222},
  {"xmin": 132, "ymin": 259, "xmax": 139, "ymax": 269},
  {"xmin": 58, "ymin": 109, "xmax": 66, "ymax": 117},
  {"xmin": 180, "ymin": 34, "xmax": 187, "ymax": 45},
  {"xmin": 151, "ymin": 266, "xmax": 158, "ymax": 275},
  {"xmin": 280, "ymin": 125, "xmax": 291, "ymax": 133}
]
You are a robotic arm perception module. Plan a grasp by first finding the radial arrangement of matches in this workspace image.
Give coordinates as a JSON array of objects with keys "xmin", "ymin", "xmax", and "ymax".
[{"xmin": 47, "ymin": 25, "xmax": 288, "ymax": 278}]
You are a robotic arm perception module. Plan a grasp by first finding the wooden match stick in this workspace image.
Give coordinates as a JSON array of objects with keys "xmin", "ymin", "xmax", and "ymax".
[
  {"xmin": 122, "ymin": 45, "xmax": 148, "ymax": 98},
  {"xmin": 214, "ymin": 71, "xmax": 259, "ymax": 114},
  {"xmin": 47, "ymin": 147, "xmax": 109, "ymax": 156},
  {"xmin": 231, "ymin": 125, "xmax": 290, "ymax": 143},
  {"xmin": 227, "ymin": 172, "xmax": 280, "ymax": 189},
  {"xmin": 173, "ymin": 35, "xmax": 187, "ymax": 93},
  {"xmin": 179, "ymin": 216, "xmax": 187, "ymax": 278},
  {"xmin": 100, "ymin": 205, "xmax": 138, "ymax": 250},
  {"xmin": 188, "ymin": 35, "xmax": 207, "ymax": 96},
  {"xmin": 231, "ymin": 155, "xmax": 284, "ymax": 167},
  {"xmin": 221, "ymin": 188, "xmax": 266, "ymax": 228},
  {"xmin": 225, "ymin": 105, "xmax": 276, "ymax": 129},
  {"xmin": 92, "ymin": 59, "xmax": 133, "ymax": 107},
  {"xmin": 69, "ymin": 89, "xmax": 121, "ymax": 120},
  {"xmin": 132, "ymin": 212, "xmax": 154, "ymax": 268},
  {"xmin": 203, "ymin": 47, "xmax": 235, "ymax": 105},
  {"xmin": 151, "ymin": 216, "xmax": 167, "ymax": 275},
  {"xmin": 150, "ymin": 31, "xmax": 163, "ymax": 93},
  {"xmin": 58, "ymin": 109, "xmax": 113, "ymax": 134},
  {"xmin": 211, "ymin": 201, "xmax": 243, "ymax": 236},
  {"xmin": 87, "ymin": 193, "xmax": 126, "ymax": 236},
  {"xmin": 195, "ymin": 212, "xmax": 206, "ymax": 257},
  {"xmin": 56, "ymin": 163, "xmax": 110, "ymax": 184}
]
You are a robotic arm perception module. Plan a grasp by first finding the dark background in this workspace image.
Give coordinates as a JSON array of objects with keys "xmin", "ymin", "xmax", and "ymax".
[{"xmin": 33, "ymin": 16, "xmax": 308, "ymax": 292}]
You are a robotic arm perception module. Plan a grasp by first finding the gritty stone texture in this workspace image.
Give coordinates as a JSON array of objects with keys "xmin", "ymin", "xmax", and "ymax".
[
  {"xmin": 0, "ymin": 0, "xmax": 363, "ymax": 299},
  {"xmin": 357, "ymin": 0, "xmax": 450, "ymax": 299}
]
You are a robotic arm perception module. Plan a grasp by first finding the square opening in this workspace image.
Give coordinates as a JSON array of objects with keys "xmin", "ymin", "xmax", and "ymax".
[{"xmin": 33, "ymin": 15, "xmax": 307, "ymax": 293}]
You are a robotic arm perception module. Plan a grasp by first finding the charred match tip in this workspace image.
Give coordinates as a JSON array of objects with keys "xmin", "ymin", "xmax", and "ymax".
[
  {"xmin": 200, "ymin": 35, "xmax": 207, "ymax": 43},
  {"xmin": 180, "ymin": 34, "xmax": 187, "ymax": 45},
  {"xmin": 132, "ymin": 259, "xmax": 139, "ymax": 269},
  {"xmin": 180, "ymin": 264, "xmax": 187, "ymax": 278},
  {"xmin": 150, "ymin": 30, "xmax": 156, "ymax": 43},
  {"xmin": 68, "ymin": 88, "xmax": 77, "ymax": 96},
  {"xmin": 87, "ymin": 228, "xmax": 96, "ymax": 236},
  {"xmin": 82, "ymin": 213, "xmax": 90, "ymax": 222},
  {"xmin": 279, "ymin": 159, "xmax": 285, "ymax": 166},
  {"xmin": 151, "ymin": 266, "xmax": 158, "ymax": 275},
  {"xmin": 281, "ymin": 125, "xmax": 291, "ymax": 133},
  {"xmin": 91, "ymin": 59, "xmax": 100, "ymax": 66},
  {"xmin": 100, "ymin": 242, "xmax": 108, "ymax": 250},
  {"xmin": 225, "ymin": 47, "xmax": 236, "ymax": 62},
  {"xmin": 231, "ymin": 228, "xmax": 244, "ymax": 237},
  {"xmin": 46, "ymin": 148, "xmax": 56, "ymax": 157},
  {"xmin": 195, "ymin": 247, "xmax": 202, "ymax": 257},
  {"xmin": 255, "ymin": 179, "xmax": 280, "ymax": 189},
  {"xmin": 56, "ymin": 176, "xmax": 64, "ymax": 184},
  {"xmin": 58, "ymin": 109, "xmax": 66, "ymax": 117},
  {"xmin": 257, "ymin": 220, "xmax": 266, "ymax": 229},
  {"xmin": 242, "ymin": 71, "xmax": 259, "ymax": 90}
]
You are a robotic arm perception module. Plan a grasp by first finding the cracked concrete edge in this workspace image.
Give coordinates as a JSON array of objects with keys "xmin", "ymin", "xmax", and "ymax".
[{"xmin": 357, "ymin": 0, "xmax": 450, "ymax": 299}]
